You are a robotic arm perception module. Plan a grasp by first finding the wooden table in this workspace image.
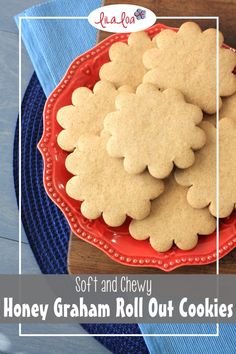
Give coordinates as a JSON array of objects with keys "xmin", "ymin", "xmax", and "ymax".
[{"xmin": 68, "ymin": 0, "xmax": 236, "ymax": 275}]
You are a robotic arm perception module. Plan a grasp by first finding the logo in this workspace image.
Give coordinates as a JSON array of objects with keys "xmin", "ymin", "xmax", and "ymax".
[
  {"xmin": 88, "ymin": 4, "xmax": 156, "ymax": 33},
  {"xmin": 134, "ymin": 8, "xmax": 146, "ymax": 20}
]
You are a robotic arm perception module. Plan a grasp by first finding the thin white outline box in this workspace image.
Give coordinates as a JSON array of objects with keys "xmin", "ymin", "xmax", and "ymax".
[{"xmin": 18, "ymin": 15, "xmax": 219, "ymax": 337}]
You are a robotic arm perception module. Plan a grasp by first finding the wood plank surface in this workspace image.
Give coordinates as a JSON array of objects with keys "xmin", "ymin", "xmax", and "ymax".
[{"xmin": 68, "ymin": 0, "xmax": 236, "ymax": 275}]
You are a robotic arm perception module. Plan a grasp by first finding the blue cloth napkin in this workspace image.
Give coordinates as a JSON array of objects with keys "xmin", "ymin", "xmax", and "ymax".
[
  {"xmin": 15, "ymin": 0, "xmax": 101, "ymax": 96},
  {"xmin": 140, "ymin": 323, "xmax": 236, "ymax": 353},
  {"xmin": 14, "ymin": 1, "xmax": 236, "ymax": 353}
]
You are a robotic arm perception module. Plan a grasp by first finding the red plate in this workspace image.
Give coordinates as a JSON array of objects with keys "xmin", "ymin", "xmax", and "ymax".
[{"xmin": 38, "ymin": 23, "xmax": 236, "ymax": 272}]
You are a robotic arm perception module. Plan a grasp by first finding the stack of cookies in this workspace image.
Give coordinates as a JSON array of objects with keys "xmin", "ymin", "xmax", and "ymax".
[{"xmin": 56, "ymin": 22, "xmax": 236, "ymax": 253}]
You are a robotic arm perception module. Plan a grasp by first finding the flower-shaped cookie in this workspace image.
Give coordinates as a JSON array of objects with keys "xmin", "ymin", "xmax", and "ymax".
[
  {"xmin": 104, "ymin": 84, "xmax": 205, "ymax": 179},
  {"xmin": 65, "ymin": 133, "xmax": 164, "ymax": 227},
  {"xmin": 175, "ymin": 119, "xmax": 236, "ymax": 218},
  {"xmin": 56, "ymin": 81, "xmax": 132, "ymax": 151},
  {"xmin": 143, "ymin": 22, "xmax": 236, "ymax": 114},
  {"xmin": 99, "ymin": 31, "xmax": 154, "ymax": 89},
  {"xmin": 129, "ymin": 175, "xmax": 216, "ymax": 252}
]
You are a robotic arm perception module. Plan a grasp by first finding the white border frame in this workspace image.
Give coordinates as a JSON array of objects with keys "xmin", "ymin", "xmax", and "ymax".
[{"xmin": 18, "ymin": 15, "xmax": 220, "ymax": 337}]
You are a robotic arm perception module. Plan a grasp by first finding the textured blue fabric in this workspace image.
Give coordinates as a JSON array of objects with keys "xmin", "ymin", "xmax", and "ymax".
[
  {"xmin": 82, "ymin": 324, "xmax": 149, "ymax": 354},
  {"xmin": 140, "ymin": 323, "xmax": 236, "ymax": 354},
  {"xmin": 13, "ymin": 73, "xmax": 69, "ymax": 274},
  {"xmin": 14, "ymin": 0, "xmax": 101, "ymax": 96}
]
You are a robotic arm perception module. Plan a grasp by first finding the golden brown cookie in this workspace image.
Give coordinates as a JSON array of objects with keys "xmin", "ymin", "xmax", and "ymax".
[
  {"xmin": 56, "ymin": 81, "xmax": 132, "ymax": 151},
  {"xmin": 204, "ymin": 92, "xmax": 236, "ymax": 126},
  {"xmin": 219, "ymin": 92, "xmax": 236, "ymax": 120},
  {"xmin": 129, "ymin": 175, "xmax": 216, "ymax": 252},
  {"xmin": 143, "ymin": 22, "xmax": 236, "ymax": 114},
  {"xmin": 99, "ymin": 31, "xmax": 154, "ymax": 89},
  {"xmin": 104, "ymin": 83, "xmax": 205, "ymax": 179},
  {"xmin": 175, "ymin": 118, "xmax": 236, "ymax": 218},
  {"xmin": 65, "ymin": 132, "xmax": 164, "ymax": 227}
]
